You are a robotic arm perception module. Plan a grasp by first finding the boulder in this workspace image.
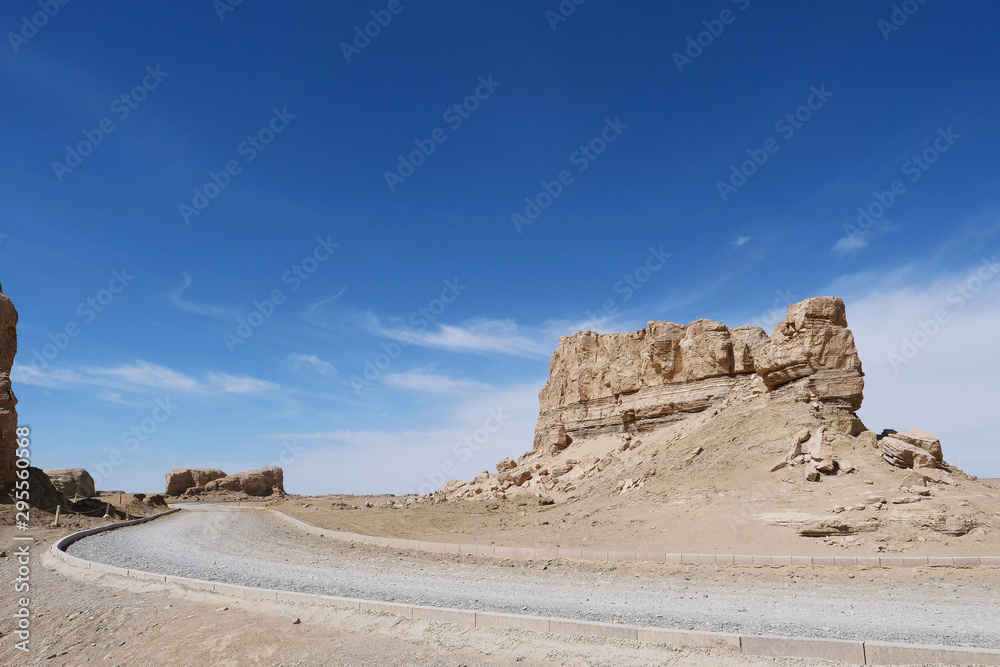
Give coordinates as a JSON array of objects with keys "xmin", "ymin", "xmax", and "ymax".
[
  {"xmin": 549, "ymin": 463, "xmax": 574, "ymax": 478},
  {"xmin": 799, "ymin": 517, "xmax": 878, "ymax": 536},
  {"xmin": 11, "ymin": 467, "xmax": 63, "ymax": 510},
  {"xmin": 879, "ymin": 436, "xmax": 938, "ymax": 470},
  {"xmin": 44, "ymin": 468, "xmax": 96, "ymax": 498},
  {"xmin": 165, "ymin": 468, "xmax": 227, "ymax": 495},
  {"xmin": 856, "ymin": 430, "xmax": 879, "ymax": 449},
  {"xmin": 888, "ymin": 428, "xmax": 943, "ymax": 461},
  {"xmin": 533, "ymin": 423, "xmax": 570, "ymax": 455},
  {"xmin": 783, "ymin": 430, "xmax": 809, "ymax": 461},
  {"xmin": 204, "ymin": 467, "xmax": 284, "ymax": 496},
  {"xmin": 495, "ymin": 458, "xmax": 517, "ymax": 473},
  {"xmin": 497, "ymin": 468, "xmax": 532, "ymax": 486},
  {"xmin": 805, "ymin": 426, "xmax": 833, "ymax": 472},
  {"xmin": 443, "ymin": 479, "xmax": 466, "ymax": 493},
  {"xmin": 0, "ymin": 283, "xmax": 19, "ymax": 487}
]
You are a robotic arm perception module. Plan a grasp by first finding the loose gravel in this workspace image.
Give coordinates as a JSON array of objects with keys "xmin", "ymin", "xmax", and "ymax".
[{"xmin": 68, "ymin": 508, "xmax": 1000, "ymax": 649}]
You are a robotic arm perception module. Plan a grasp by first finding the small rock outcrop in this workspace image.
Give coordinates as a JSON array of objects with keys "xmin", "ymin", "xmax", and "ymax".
[
  {"xmin": 0, "ymin": 283, "xmax": 19, "ymax": 487},
  {"xmin": 533, "ymin": 297, "xmax": 864, "ymax": 454},
  {"xmin": 165, "ymin": 468, "xmax": 227, "ymax": 495},
  {"xmin": 878, "ymin": 427, "xmax": 945, "ymax": 481},
  {"xmin": 204, "ymin": 466, "xmax": 284, "ymax": 496},
  {"xmin": 880, "ymin": 428, "xmax": 943, "ymax": 463},
  {"xmin": 44, "ymin": 468, "xmax": 96, "ymax": 498}
]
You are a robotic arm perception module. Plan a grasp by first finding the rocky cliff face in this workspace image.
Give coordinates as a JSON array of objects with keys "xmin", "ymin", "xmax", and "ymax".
[
  {"xmin": 166, "ymin": 466, "xmax": 285, "ymax": 497},
  {"xmin": 533, "ymin": 297, "xmax": 864, "ymax": 454},
  {"xmin": 0, "ymin": 283, "xmax": 19, "ymax": 487},
  {"xmin": 44, "ymin": 468, "xmax": 97, "ymax": 498},
  {"xmin": 165, "ymin": 468, "xmax": 228, "ymax": 495},
  {"xmin": 205, "ymin": 466, "xmax": 284, "ymax": 496}
]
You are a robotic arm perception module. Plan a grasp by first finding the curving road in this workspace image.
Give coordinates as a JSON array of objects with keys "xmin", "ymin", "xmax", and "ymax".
[{"xmin": 67, "ymin": 507, "xmax": 1000, "ymax": 649}]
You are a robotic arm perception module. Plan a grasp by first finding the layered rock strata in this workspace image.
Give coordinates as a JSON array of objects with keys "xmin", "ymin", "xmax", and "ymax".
[
  {"xmin": 533, "ymin": 297, "xmax": 865, "ymax": 454},
  {"xmin": 165, "ymin": 468, "xmax": 227, "ymax": 495},
  {"xmin": 204, "ymin": 466, "xmax": 284, "ymax": 496},
  {"xmin": 44, "ymin": 468, "xmax": 96, "ymax": 498},
  {"xmin": 0, "ymin": 283, "xmax": 18, "ymax": 486}
]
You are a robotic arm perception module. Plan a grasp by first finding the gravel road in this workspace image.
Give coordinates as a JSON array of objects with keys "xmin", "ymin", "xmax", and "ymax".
[{"xmin": 68, "ymin": 507, "xmax": 1000, "ymax": 649}]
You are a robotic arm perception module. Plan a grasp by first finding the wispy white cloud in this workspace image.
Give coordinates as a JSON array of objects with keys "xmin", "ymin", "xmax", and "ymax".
[
  {"xmin": 206, "ymin": 372, "xmax": 280, "ymax": 394},
  {"xmin": 358, "ymin": 313, "xmax": 552, "ymax": 358},
  {"xmin": 286, "ymin": 353, "xmax": 337, "ymax": 377},
  {"xmin": 734, "ymin": 235, "xmax": 752, "ymax": 247},
  {"xmin": 13, "ymin": 360, "xmax": 278, "ymax": 397},
  {"xmin": 97, "ymin": 390, "xmax": 147, "ymax": 407},
  {"xmin": 302, "ymin": 290, "xmax": 349, "ymax": 328},
  {"xmin": 832, "ymin": 234, "xmax": 869, "ymax": 253},
  {"xmin": 166, "ymin": 272, "xmax": 236, "ymax": 319},
  {"xmin": 10, "ymin": 366, "xmax": 83, "ymax": 389},
  {"xmin": 267, "ymin": 430, "xmax": 344, "ymax": 441},
  {"xmin": 382, "ymin": 369, "xmax": 491, "ymax": 394},
  {"xmin": 82, "ymin": 361, "xmax": 202, "ymax": 392},
  {"xmin": 832, "ymin": 219, "xmax": 901, "ymax": 254}
]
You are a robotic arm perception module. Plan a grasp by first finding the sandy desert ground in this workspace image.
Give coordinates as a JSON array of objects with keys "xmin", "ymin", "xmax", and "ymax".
[
  {"xmin": 4, "ymin": 498, "xmax": 1000, "ymax": 666},
  {"xmin": 268, "ymin": 426, "xmax": 1000, "ymax": 559}
]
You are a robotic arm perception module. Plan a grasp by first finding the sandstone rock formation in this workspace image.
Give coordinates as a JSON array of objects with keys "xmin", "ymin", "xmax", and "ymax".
[
  {"xmin": 44, "ymin": 468, "xmax": 96, "ymax": 498},
  {"xmin": 533, "ymin": 296, "xmax": 864, "ymax": 454},
  {"xmin": 165, "ymin": 468, "xmax": 227, "ymax": 495},
  {"xmin": 428, "ymin": 296, "xmax": 969, "ymax": 522},
  {"xmin": 204, "ymin": 466, "xmax": 284, "ymax": 496},
  {"xmin": 879, "ymin": 436, "xmax": 937, "ymax": 470},
  {"xmin": 880, "ymin": 428, "xmax": 943, "ymax": 463},
  {"xmin": 0, "ymin": 283, "xmax": 19, "ymax": 487}
]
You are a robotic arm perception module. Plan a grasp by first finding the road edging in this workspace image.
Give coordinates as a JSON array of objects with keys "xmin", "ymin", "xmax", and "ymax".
[{"xmin": 51, "ymin": 508, "xmax": 1000, "ymax": 665}]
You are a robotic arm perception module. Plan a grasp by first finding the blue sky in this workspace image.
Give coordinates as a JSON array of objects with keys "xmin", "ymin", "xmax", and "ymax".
[{"xmin": 3, "ymin": 1, "xmax": 999, "ymax": 493}]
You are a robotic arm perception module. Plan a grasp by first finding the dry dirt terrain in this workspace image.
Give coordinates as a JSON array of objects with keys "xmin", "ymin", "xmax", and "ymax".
[{"xmin": 271, "ymin": 423, "xmax": 1000, "ymax": 559}]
